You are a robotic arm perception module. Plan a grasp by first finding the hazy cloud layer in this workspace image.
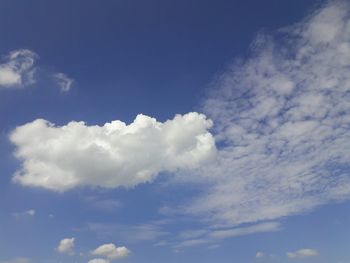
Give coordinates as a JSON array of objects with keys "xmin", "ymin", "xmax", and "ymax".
[
  {"xmin": 182, "ymin": 0, "xmax": 350, "ymax": 226},
  {"xmin": 10, "ymin": 113, "xmax": 215, "ymax": 191}
]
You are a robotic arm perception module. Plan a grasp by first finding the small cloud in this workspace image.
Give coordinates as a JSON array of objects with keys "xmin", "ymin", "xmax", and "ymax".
[
  {"xmin": 88, "ymin": 259, "xmax": 110, "ymax": 263},
  {"xmin": 0, "ymin": 49, "xmax": 37, "ymax": 88},
  {"xmin": 256, "ymin": 251, "xmax": 264, "ymax": 258},
  {"xmin": 287, "ymin": 248, "xmax": 318, "ymax": 259},
  {"xmin": 53, "ymin": 72, "xmax": 73, "ymax": 92},
  {"xmin": 12, "ymin": 209, "xmax": 35, "ymax": 218},
  {"xmin": 57, "ymin": 237, "xmax": 75, "ymax": 255},
  {"xmin": 91, "ymin": 243, "xmax": 130, "ymax": 260}
]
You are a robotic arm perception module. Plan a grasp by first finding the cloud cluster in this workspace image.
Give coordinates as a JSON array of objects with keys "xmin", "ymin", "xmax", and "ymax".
[
  {"xmin": 0, "ymin": 49, "xmax": 37, "ymax": 88},
  {"xmin": 91, "ymin": 243, "xmax": 130, "ymax": 260},
  {"xmin": 287, "ymin": 248, "xmax": 318, "ymax": 259},
  {"xmin": 181, "ymin": 0, "xmax": 350, "ymax": 226},
  {"xmin": 10, "ymin": 112, "xmax": 215, "ymax": 191},
  {"xmin": 57, "ymin": 237, "xmax": 75, "ymax": 255}
]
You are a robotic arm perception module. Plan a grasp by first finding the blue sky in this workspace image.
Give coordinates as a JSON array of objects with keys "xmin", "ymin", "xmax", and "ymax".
[{"xmin": 1, "ymin": 0, "xmax": 350, "ymax": 262}]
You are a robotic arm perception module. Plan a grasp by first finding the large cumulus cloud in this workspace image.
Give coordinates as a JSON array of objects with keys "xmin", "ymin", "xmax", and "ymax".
[{"xmin": 10, "ymin": 112, "xmax": 215, "ymax": 191}]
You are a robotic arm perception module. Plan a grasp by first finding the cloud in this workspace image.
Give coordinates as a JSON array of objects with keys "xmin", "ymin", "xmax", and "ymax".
[
  {"xmin": 178, "ymin": 0, "xmax": 350, "ymax": 227},
  {"xmin": 256, "ymin": 251, "xmax": 264, "ymax": 258},
  {"xmin": 0, "ymin": 49, "xmax": 37, "ymax": 88},
  {"xmin": 0, "ymin": 258, "xmax": 31, "ymax": 263},
  {"xmin": 53, "ymin": 72, "xmax": 73, "ymax": 92},
  {"xmin": 174, "ymin": 222, "xmax": 281, "ymax": 248},
  {"xmin": 10, "ymin": 112, "xmax": 215, "ymax": 192},
  {"xmin": 207, "ymin": 222, "xmax": 280, "ymax": 239},
  {"xmin": 91, "ymin": 243, "xmax": 130, "ymax": 260},
  {"xmin": 57, "ymin": 237, "xmax": 75, "ymax": 255},
  {"xmin": 287, "ymin": 248, "xmax": 318, "ymax": 259},
  {"xmin": 12, "ymin": 209, "xmax": 35, "ymax": 218},
  {"xmin": 88, "ymin": 259, "xmax": 110, "ymax": 263}
]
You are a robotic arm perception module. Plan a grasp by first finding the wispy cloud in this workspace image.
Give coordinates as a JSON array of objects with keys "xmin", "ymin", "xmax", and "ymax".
[
  {"xmin": 287, "ymin": 248, "xmax": 318, "ymax": 259},
  {"xmin": 12, "ymin": 209, "xmax": 35, "ymax": 219},
  {"xmin": 178, "ymin": 0, "xmax": 350, "ymax": 227},
  {"xmin": 53, "ymin": 72, "xmax": 73, "ymax": 92},
  {"xmin": 0, "ymin": 49, "xmax": 37, "ymax": 88},
  {"xmin": 0, "ymin": 49, "xmax": 74, "ymax": 92},
  {"xmin": 174, "ymin": 222, "xmax": 281, "ymax": 249}
]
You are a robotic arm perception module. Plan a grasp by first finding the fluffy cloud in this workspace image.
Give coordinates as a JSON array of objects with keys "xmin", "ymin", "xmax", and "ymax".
[
  {"xmin": 57, "ymin": 237, "xmax": 75, "ymax": 255},
  {"xmin": 287, "ymin": 248, "xmax": 318, "ymax": 259},
  {"xmin": 179, "ymin": 0, "xmax": 350, "ymax": 227},
  {"xmin": 53, "ymin": 72, "xmax": 73, "ymax": 92},
  {"xmin": 10, "ymin": 112, "xmax": 215, "ymax": 192},
  {"xmin": 0, "ymin": 49, "xmax": 37, "ymax": 88},
  {"xmin": 255, "ymin": 251, "xmax": 264, "ymax": 258},
  {"xmin": 91, "ymin": 243, "xmax": 130, "ymax": 260}
]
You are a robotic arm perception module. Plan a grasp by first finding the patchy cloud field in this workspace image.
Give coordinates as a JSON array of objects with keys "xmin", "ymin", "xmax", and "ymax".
[{"xmin": 1, "ymin": 0, "xmax": 350, "ymax": 262}]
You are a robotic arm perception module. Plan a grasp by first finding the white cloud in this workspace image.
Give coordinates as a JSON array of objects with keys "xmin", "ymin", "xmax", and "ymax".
[
  {"xmin": 91, "ymin": 243, "xmax": 130, "ymax": 260},
  {"xmin": 208, "ymin": 222, "xmax": 280, "ymax": 239},
  {"xmin": 57, "ymin": 237, "xmax": 75, "ymax": 255},
  {"xmin": 53, "ymin": 72, "xmax": 73, "ymax": 92},
  {"xmin": 174, "ymin": 222, "xmax": 280, "ymax": 248},
  {"xmin": 12, "ymin": 209, "xmax": 35, "ymax": 218},
  {"xmin": 0, "ymin": 49, "xmax": 37, "ymax": 88},
  {"xmin": 287, "ymin": 248, "xmax": 318, "ymax": 259},
  {"xmin": 88, "ymin": 259, "xmax": 110, "ymax": 263},
  {"xmin": 256, "ymin": 251, "xmax": 264, "ymax": 258},
  {"xmin": 177, "ymin": 0, "xmax": 350, "ymax": 227},
  {"xmin": 10, "ymin": 112, "xmax": 215, "ymax": 192}
]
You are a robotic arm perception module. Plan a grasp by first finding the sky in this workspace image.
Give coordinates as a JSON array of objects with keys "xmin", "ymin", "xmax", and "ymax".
[{"xmin": 0, "ymin": 0, "xmax": 350, "ymax": 262}]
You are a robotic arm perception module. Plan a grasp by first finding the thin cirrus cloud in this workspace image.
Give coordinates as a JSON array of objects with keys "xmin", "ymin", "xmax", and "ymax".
[
  {"xmin": 177, "ymin": 0, "xmax": 350, "ymax": 227},
  {"xmin": 91, "ymin": 243, "xmax": 130, "ymax": 260},
  {"xmin": 10, "ymin": 112, "xmax": 215, "ymax": 192},
  {"xmin": 0, "ymin": 49, "xmax": 73, "ymax": 91},
  {"xmin": 174, "ymin": 222, "xmax": 281, "ymax": 249}
]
